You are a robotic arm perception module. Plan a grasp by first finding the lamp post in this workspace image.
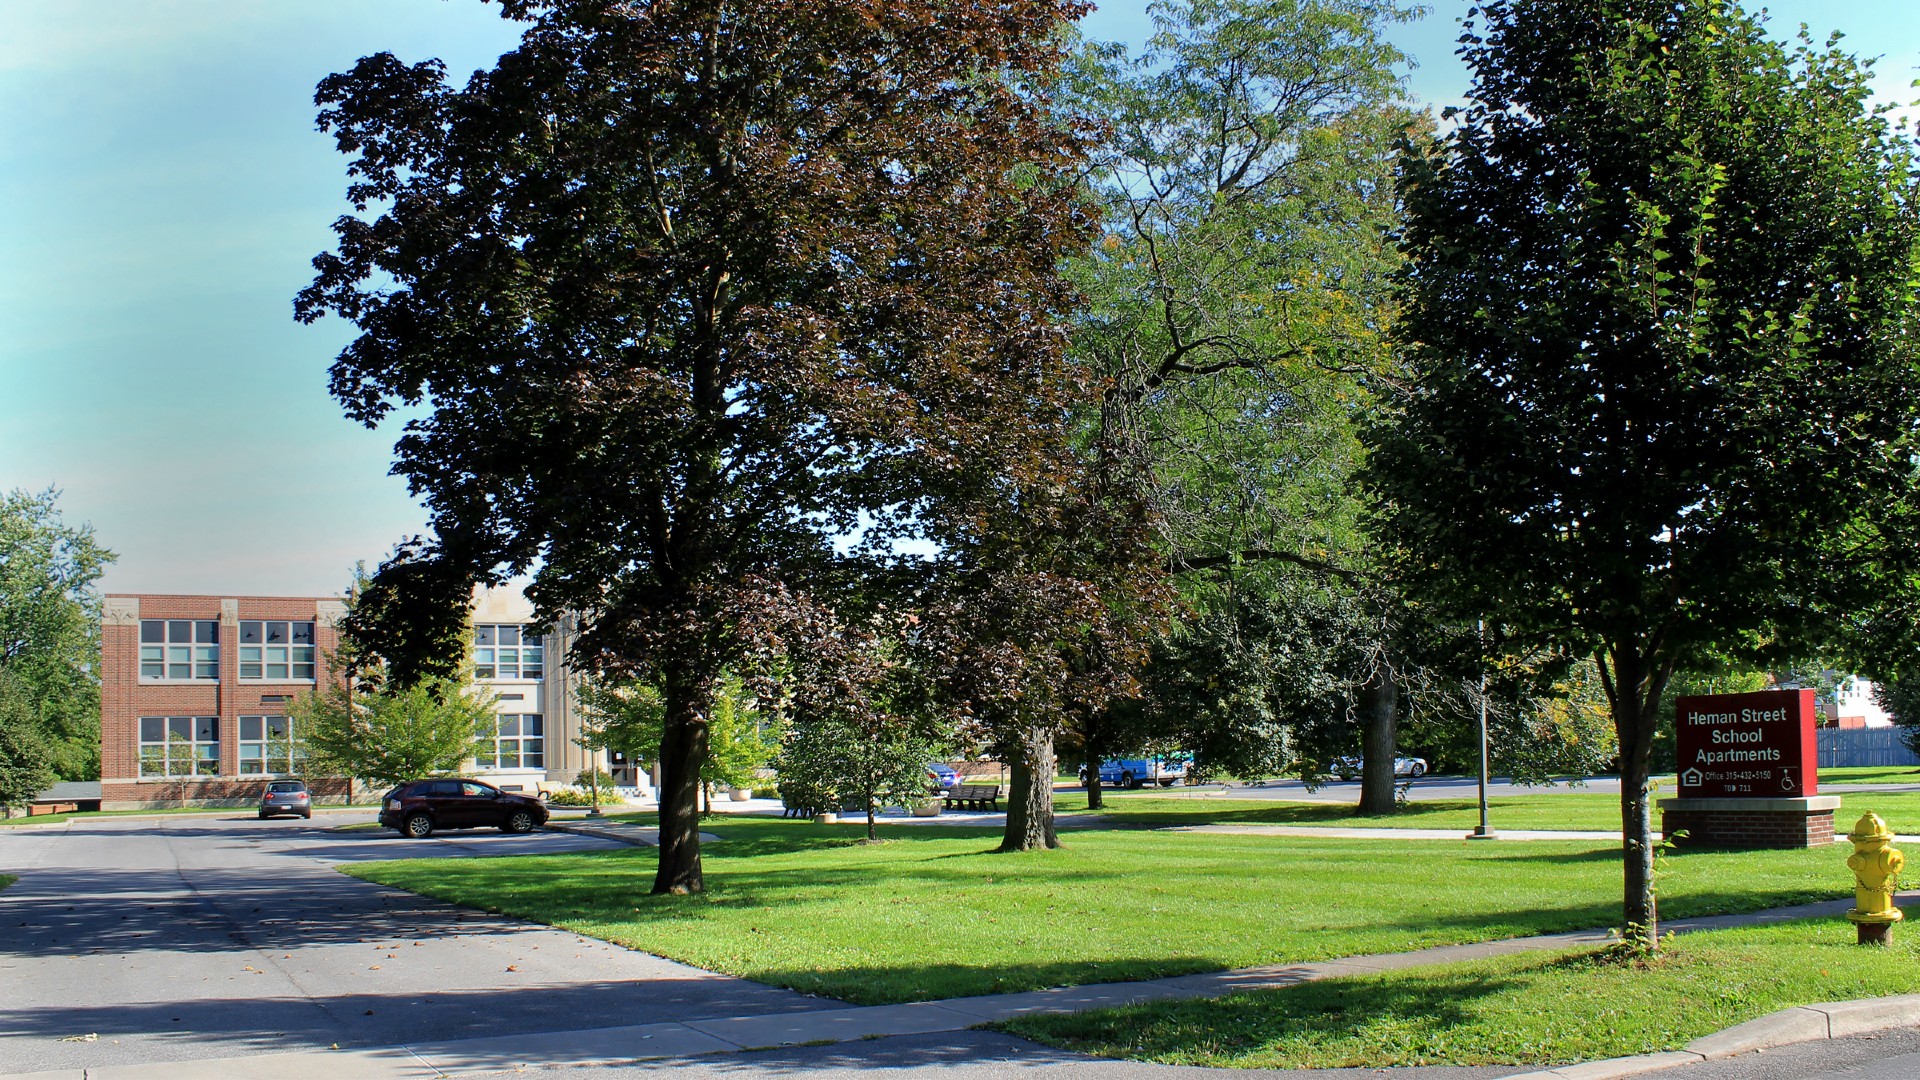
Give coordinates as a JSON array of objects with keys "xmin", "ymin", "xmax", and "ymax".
[{"xmin": 1470, "ymin": 618, "xmax": 1497, "ymax": 840}]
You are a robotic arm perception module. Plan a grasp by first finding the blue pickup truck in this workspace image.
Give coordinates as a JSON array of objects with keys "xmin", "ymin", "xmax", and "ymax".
[{"xmin": 1079, "ymin": 756, "xmax": 1189, "ymax": 789}]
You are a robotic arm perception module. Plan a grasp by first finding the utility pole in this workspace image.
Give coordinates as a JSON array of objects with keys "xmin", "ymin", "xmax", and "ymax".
[{"xmin": 1470, "ymin": 618, "xmax": 1497, "ymax": 840}]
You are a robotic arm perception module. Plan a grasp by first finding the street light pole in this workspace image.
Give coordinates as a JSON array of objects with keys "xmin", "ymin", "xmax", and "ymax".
[{"xmin": 1470, "ymin": 618, "xmax": 1497, "ymax": 840}]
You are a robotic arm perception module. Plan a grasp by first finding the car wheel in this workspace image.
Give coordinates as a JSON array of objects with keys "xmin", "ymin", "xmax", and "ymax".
[
  {"xmin": 301, "ymin": 812, "xmax": 312, "ymax": 819},
  {"xmin": 1158, "ymin": 779, "xmax": 1175, "ymax": 787},
  {"xmin": 502, "ymin": 809, "xmax": 536, "ymax": 834},
  {"xmin": 403, "ymin": 813, "xmax": 434, "ymax": 839},
  {"xmin": 1410, "ymin": 762, "xmax": 1427, "ymax": 778},
  {"xmin": 1123, "ymin": 771, "xmax": 1140, "ymax": 790},
  {"xmin": 1077, "ymin": 769, "xmax": 1089, "ymax": 787}
]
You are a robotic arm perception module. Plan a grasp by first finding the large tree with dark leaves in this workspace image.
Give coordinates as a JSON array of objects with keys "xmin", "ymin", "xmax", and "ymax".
[
  {"xmin": 297, "ymin": 0, "xmax": 1095, "ymax": 894},
  {"xmin": 1369, "ymin": 0, "xmax": 1920, "ymax": 948}
]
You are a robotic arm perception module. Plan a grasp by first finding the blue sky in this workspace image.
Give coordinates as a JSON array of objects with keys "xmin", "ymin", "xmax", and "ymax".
[{"xmin": 3, "ymin": 1, "xmax": 1915, "ymax": 596}]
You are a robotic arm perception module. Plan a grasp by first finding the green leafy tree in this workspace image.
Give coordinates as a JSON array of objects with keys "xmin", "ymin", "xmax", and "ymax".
[
  {"xmin": 1066, "ymin": 0, "xmax": 1425, "ymax": 813},
  {"xmin": 753, "ymin": 601, "xmax": 943, "ymax": 841},
  {"xmin": 1368, "ymin": 0, "xmax": 1920, "ymax": 948},
  {"xmin": 0, "ymin": 672, "xmax": 55, "ymax": 817},
  {"xmin": 0, "ymin": 488, "xmax": 115, "ymax": 780},
  {"xmin": 298, "ymin": 0, "xmax": 1098, "ymax": 894},
  {"xmin": 578, "ymin": 672, "xmax": 776, "ymax": 808},
  {"xmin": 291, "ymin": 678, "xmax": 496, "ymax": 790}
]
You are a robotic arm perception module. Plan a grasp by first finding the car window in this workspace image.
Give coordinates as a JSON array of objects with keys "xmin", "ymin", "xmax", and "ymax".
[
  {"xmin": 426, "ymin": 780, "xmax": 462, "ymax": 797},
  {"xmin": 461, "ymin": 781, "xmax": 496, "ymax": 797},
  {"xmin": 267, "ymin": 781, "xmax": 305, "ymax": 793}
]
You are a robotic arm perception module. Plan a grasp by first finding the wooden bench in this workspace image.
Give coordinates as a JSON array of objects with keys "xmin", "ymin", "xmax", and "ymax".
[{"xmin": 943, "ymin": 783, "xmax": 1002, "ymax": 811}]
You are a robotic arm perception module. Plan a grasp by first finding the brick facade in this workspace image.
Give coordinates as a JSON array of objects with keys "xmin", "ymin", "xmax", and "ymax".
[
  {"xmin": 98, "ymin": 588, "xmax": 615, "ymax": 809},
  {"xmin": 100, "ymin": 594, "xmax": 347, "ymax": 810},
  {"xmin": 1659, "ymin": 796, "xmax": 1840, "ymax": 849}
]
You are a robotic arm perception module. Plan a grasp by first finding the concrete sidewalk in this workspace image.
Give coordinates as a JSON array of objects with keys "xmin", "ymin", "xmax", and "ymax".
[{"xmin": 9, "ymin": 894, "xmax": 1893, "ymax": 1080}]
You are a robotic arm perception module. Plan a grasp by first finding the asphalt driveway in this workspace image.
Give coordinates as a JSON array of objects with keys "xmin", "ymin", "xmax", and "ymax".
[{"xmin": 0, "ymin": 813, "xmax": 831, "ymax": 1076}]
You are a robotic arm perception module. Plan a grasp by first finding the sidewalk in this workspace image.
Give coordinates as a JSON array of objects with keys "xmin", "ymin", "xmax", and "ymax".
[{"xmin": 9, "ymin": 895, "xmax": 1894, "ymax": 1080}]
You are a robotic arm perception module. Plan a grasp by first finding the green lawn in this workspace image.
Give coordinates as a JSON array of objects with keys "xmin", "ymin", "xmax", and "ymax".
[
  {"xmin": 1001, "ymin": 916, "xmax": 1920, "ymax": 1070},
  {"xmin": 0, "ymin": 804, "xmax": 379, "ymax": 828},
  {"xmin": 347, "ymin": 816, "xmax": 1853, "ymax": 1005},
  {"xmin": 1061, "ymin": 788, "xmax": 1920, "ymax": 836},
  {"xmin": 1821, "ymin": 766, "xmax": 1920, "ymax": 786},
  {"xmin": 1059, "ymin": 792, "xmax": 1640, "ymax": 831}
]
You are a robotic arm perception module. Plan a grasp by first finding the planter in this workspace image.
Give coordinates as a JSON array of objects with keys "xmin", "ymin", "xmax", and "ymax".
[
  {"xmin": 813, "ymin": 812, "xmax": 838, "ymax": 824},
  {"xmin": 729, "ymin": 787, "xmax": 753, "ymax": 802},
  {"xmin": 910, "ymin": 801, "xmax": 942, "ymax": 818}
]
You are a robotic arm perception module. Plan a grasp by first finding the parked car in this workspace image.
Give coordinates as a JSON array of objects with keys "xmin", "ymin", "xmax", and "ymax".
[
  {"xmin": 258, "ymin": 779, "xmax": 311, "ymax": 820},
  {"xmin": 1330, "ymin": 755, "xmax": 1428, "ymax": 781},
  {"xmin": 378, "ymin": 778, "xmax": 550, "ymax": 838},
  {"xmin": 926, "ymin": 762, "xmax": 959, "ymax": 793},
  {"xmin": 1079, "ymin": 756, "xmax": 1190, "ymax": 789}
]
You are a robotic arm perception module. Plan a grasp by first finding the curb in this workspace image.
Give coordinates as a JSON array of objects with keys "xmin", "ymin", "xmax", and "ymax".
[{"xmin": 1500, "ymin": 994, "xmax": 1920, "ymax": 1079}]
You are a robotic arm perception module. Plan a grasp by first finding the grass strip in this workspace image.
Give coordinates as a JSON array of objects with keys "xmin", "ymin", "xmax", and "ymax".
[
  {"xmin": 0, "ymin": 805, "xmax": 382, "ymax": 828},
  {"xmin": 1061, "ymin": 789, "xmax": 1920, "ymax": 835},
  {"xmin": 346, "ymin": 816, "xmax": 1853, "ymax": 1005},
  {"xmin": 999, "ymin": 916, "xmax": 1920, "ymax": 1070},
  {"xmin": 0, "ymin": 874, "xmax": 14, "ymax": 892}
]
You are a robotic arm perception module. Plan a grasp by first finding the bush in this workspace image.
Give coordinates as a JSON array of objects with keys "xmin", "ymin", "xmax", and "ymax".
[
  {"xmin": 575, "ymin": 767, "xmax": 616, "ymax": 791},
  {"xmin": 544, "ymin": 788, "xmax": 603, "ymax": 807}
]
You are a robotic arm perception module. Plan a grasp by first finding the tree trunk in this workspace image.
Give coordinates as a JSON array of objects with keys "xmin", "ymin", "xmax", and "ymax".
[
  {"xmin": 1000, "ymin": 725, "xmax": 1061, "ymax": 851},
  {"xmin": 866, "ymin": 799, "xmax": 878, "ymax": 841},
  {"xmin": 1084, "ymin": 744, "xmax": 1104, "ymax": 811},
  {"xmin": 1356, "ymin": 655, "xmax": 1398, "ymax": 816},
  {"xmin": 1597, "ymin": 644, "xmax": 1670, "ymax": 952},
  {"xmin": 652, "ymin": 667, "xmax": 713, "ymax": 895}
]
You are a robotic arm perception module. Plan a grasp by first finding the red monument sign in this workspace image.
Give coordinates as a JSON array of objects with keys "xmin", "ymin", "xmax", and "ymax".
[{"xmin": 1674, "ymin": 689, "xmax": 1818, "ymax": 798}]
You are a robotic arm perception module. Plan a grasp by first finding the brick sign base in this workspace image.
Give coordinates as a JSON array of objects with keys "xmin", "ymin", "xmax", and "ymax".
[{"xmin": 1658, "ymin": 796, "xmax": 1839, "ymax": 849}]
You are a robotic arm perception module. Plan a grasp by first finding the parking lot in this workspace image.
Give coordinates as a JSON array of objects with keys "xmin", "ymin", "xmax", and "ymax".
[{"xmin": 0, "ymin": 812, "xmax": 833, "ymax": 1076}]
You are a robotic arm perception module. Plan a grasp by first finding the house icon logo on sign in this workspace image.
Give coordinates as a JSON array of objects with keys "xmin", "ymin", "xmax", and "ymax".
[{"xmin": 1681, "ymin": 767, "xmax": 1704, "ymax": 788}]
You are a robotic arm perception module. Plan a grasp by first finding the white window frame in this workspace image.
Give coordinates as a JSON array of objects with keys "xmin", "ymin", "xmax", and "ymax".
[
  {"xmin": 138, "ymin": 620, "xmax": 219, "ymax": 681},
  {"xmin": 238, "ymin": 621, "xmax": 316, "ymax": 682},
  {"xmin": 138, "ymin": 716, "xmax": 220, "ymax": 777},
  {"xmin": 238, "ymin": 715, "xmax": 304, "ymax": 775},
  {"xmin": 475, "ymin": 714, "xmax": 544, "ymax": 770},
  {"xmin": 473, "ymin": 625, "xmax": 544, "ymax": 681}
]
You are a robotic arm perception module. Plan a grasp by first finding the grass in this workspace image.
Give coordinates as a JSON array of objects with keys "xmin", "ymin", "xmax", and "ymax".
[
  {"xmin": 0, "ymin": 874, "xmax": 14, "ymax": 892},
  {"xmin": 346, "ymin": 816, "xmax": 1855, "ymax": 1005},
  {"xmin": 1821, "ymin": 766, "xmax": 1920, "ymax": 786},
  {"xmin": 1058, "ymin": 788, "xmax": 1920, "ymax": 835},
  {"xmin": 0, "ymin": 804, "xmax": 380, "ymax": 828},
  {"xmin": 1000, "ymin": 916, "xmax": 1920, "ymax": 1070}
]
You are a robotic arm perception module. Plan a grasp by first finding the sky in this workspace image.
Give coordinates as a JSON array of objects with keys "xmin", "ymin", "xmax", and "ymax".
[{"xmin": 3, "ymin": 0, "xmax": 1916, "ymax": 597}]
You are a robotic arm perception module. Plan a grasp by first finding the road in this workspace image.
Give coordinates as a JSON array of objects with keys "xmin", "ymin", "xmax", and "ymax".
[{"xmin": 0, "ymin": 812, "xmax": 831, "ymax": 1075}]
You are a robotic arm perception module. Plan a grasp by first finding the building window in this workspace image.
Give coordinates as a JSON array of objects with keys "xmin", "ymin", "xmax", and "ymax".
[
  {"xmin": 475, "ymin": 714, "xmax": 544, "ymax": 770},
  {"xmin": 473, "ymin": 625, "xmax": 544, "ymax": 680},
  {"xmin": 239, "ymin": 621, "xmax": 316, "ymax": 681},
  {"xmin": 139, "ymin": 620, "xmax": 219, "ymax": 680},
  {"xmin": 238, "ymin": 715, "xmax": 303, "ymax": 775},
  {"xmin": 138, "ymin": 716, "xmax": 220, "ymax": 777}
]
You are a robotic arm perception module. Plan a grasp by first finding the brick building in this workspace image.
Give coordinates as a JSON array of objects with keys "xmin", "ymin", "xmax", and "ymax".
[{"xmin": 99, "ymin": 586, "xmax": 610, "ymax": 810}]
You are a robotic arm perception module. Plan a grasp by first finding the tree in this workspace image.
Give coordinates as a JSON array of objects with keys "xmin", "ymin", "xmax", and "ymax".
[
  {"xmin": 0, "ymin": 672, "xmax": 55, "ymax": 817},
  {"xmin": 298, "ymin": 0, "xmax": 1097, "ymax": 894},
  {"xmin": 291, "ymin": 677, "xmax": 497, "ymax": 790},
  {"xmin": 1065, "ymin": 0, "xmax": 1424, "ymax": 813},
  {"xmin": 0, "ymin": 488, "xmax": 115, "ymax": 780},
  {"xmin": 1369, "ymin": 0, "xmax": 1920, "ymax": 949},
  {"xmin": 579, "ymin": 671, "xmax": 778, "ymax": 808}
]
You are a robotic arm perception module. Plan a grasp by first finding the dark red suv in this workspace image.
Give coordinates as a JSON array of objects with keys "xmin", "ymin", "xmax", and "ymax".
[{"xmin": 378, "ymin": 778, "xmax": 549, "ymax": 838}]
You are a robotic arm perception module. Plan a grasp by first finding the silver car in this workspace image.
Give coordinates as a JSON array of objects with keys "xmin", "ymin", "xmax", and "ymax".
[{"xmin": 259, "ymin": 779, "xmax": 312, "ymax": 820}]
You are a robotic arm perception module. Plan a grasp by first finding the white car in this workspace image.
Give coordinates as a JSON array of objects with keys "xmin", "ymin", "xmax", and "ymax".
[{"xmin": 1330, "ymin": 755, "xmax": 1427, "ymax": 781}]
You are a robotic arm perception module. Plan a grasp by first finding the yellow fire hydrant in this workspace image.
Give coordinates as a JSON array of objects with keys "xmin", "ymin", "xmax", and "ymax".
[{"xmin": 1846, "ymin": 811, "xmax": 1904, "ymax": 945}]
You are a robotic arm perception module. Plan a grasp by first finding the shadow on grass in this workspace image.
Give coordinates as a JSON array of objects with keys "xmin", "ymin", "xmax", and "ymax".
[{"xmin": 1000, "ymin": 963, "xmax": 1534, "ymax": 1066}]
